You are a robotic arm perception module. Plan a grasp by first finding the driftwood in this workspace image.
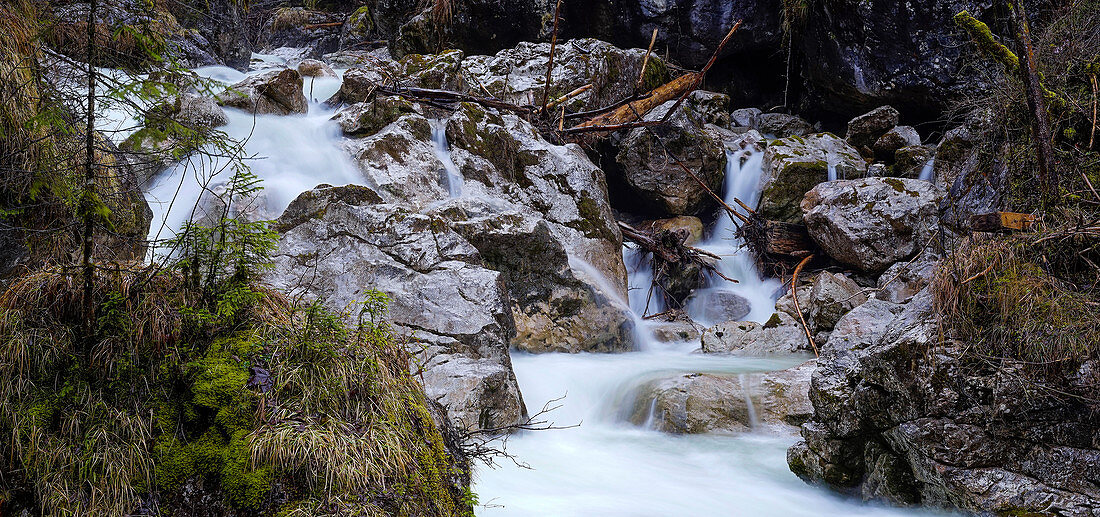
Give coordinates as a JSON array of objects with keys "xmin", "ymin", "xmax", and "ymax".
[
  {"xmin": 736, "ymin": 203, "xmax": 817, "ymax": 276},
  {"xmin": 373, "ymin": 85, "xmax": 533, "ymax": 115},
  {"xmin": 618, "ymin": 221, "xmax": 736, "ymax": 284}
]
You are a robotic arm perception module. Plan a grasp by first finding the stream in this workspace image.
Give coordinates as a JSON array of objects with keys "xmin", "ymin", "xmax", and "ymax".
[{"xmin": 139, "ymin": 54, "xmax": 949, "ymax": 516}]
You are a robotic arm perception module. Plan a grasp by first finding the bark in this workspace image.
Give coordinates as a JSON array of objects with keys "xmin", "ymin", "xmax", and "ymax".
[
  {"xmin": 1012, "ymin": 1, "xmax": 1057, "ymax": 204},
  {"xmin": 81, "ymin": 0, "xmax": 98, "ymax": 342}
]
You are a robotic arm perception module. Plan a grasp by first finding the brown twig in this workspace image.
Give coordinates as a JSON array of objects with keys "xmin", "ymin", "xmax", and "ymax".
[
  {"xmin": 546, "ymin": 84, "xmax": 592, "ymax": 110},
  {"xmin": 636, "ymin": 28, "xmax": 659, "ymax": 90},
  {"xmin": 790, "ymin": 254, "xmax": 818, "ymax": 357},
  {"xmin": 657, "ymin": 20, "xmax": 742, "ymax": 126},
  {"xmin": 1090, "ymin": 73, "xmax": 1097, "ymax": 149},
  {"xmin": 540, "ymin": 0, "xmax": 564, "ymax": 114}
]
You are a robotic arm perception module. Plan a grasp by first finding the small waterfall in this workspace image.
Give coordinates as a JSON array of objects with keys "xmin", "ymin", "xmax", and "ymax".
[
  {"xmin": 430, "ymin": 119, "xmax": 464, "ymax": 198},
  {"xmin": 918, "ymin": 157, "xmax": 935, "ymax": 182},
  {"xmin": 826, "ymin": 162, "xmax": 838, "ymax": 182},
  {"xmin": 738, "ymin": 373, "xmax": 759, "ymax": 430}
]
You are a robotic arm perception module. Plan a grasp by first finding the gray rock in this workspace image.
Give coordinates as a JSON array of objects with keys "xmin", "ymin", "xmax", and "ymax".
[
  {"xmin": 216, "ymin": 68, "xmax": 308, "ymax": 115},
  {"xmin": 462, "ymin": 39, "xmax": 670, "ymax": 112},
  {"xmin": 875, "ymin": 250, "xmax": 940, "ymax": 303},
  {"xmin": 757, "ymin": 112, "xmax": 815, "ymax": 137},
  {"xmin": 933, "ymin": 120, "xmax": 1008, "ymax": 231},
  {"xmin": 801, "ymin": 178, "xmax": 942, "ymax": 273},
  {"xmin": 807, "ymin": 272, "xmax": 867, "ymax": 332},
  {"xmin": 633, "ymin": 360, "xmax": 816, "ymax": 434},
  {"xmin": 265, "ymin": 185, "xmax": 527, "ymax": 431},
  {"xmin": 617, "ymin": 100, "xmax": 726, "ymax": 215},
  {"xmin": 297, "ymin": 58, "xmax": 337, "ymax": 78},
  {"xmin": 332, "ymin": 96, "xmax": 418, "ymax": 137},
  {"xmin": 758, "ymin": 133, "xmax": 867, "ymax": 223},
  {"xmin": 649, "ymin": 320, "xmax": 703, "ymax": 343},
  {"xmin": 687, "ymin": 91, "xmax": 731, "ymax": 127},
  {"xmin": 700, "ymin": 314, "xmax": 808, "ymax": 355},
  {"xmin": 684, "ymin": 290, "xmax": 752, "ymax": 326},
  {"xmin": 873, "ymin": 125, "xmax": 921, "ymax": 161},
  {"xmin": 731, "ymin": 107, "xmax": 763, "ymax": 128},
  {"xmin": 845, "ymin": 106, "xmax": 900, "ymax": 151}
]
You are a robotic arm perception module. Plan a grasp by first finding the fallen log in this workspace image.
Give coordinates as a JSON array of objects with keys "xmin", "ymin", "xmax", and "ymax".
[
  {"xmin": 970, "ymin": 211, "xmax": 1037, "ymax": 232},
  {"xmin": 567, "ymin": 72, "xmax": 699, "ymax": 132},
  {"xmin": 618, "ymin": 221, "xmax": 736, "ymax": 284}
]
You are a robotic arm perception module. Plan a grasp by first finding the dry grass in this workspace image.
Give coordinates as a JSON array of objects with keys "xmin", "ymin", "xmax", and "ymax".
[{"xmin": 934, "ymin": 228, "xmax": 1100, "ymax": 372}]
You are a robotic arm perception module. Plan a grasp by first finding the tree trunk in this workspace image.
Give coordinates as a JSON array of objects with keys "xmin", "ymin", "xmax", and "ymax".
[
  {"xmin": 1012, "ymin": 0, "xmax": 1057, "ymax": 205},
  {"xmin": 81, "ymin": 0, "xmax": 98, "ymax": 343}
]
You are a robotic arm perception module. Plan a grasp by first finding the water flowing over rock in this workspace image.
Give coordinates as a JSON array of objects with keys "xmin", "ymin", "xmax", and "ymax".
[
  {"xmin": 633, "ymin": 360, "xmax": 816, "ymax": 435},
  {"xmin": 334, "ymin": 96, "xmax": 633, "ymax": 354},
  {"xmin": 616, "ymin": 100, "xmax": 727, "ymax": 215},
  {"xmin": 789, "ymin": 289, "xmax": 1100, "ymax": 515},
  {"xmin": 216, "ymin": 68, "xmax": 308, "ymax": 115},
  {"xmin": 801, "ymin": 178, "xmax": 942, "ymax": 274},
  {"xmin": 758, "ymin": 133, "xmax": 866, "ymax": 223},
  {"xmin": 265, "ymin": 185, "xmax": 527, "ymax": 432}
]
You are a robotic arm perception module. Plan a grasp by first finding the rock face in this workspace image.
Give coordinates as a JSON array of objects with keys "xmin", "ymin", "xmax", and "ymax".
[
  {"xmin": 329, "ymin": 93, "xmax": 633, "ymax": 354},
  {"xmin": 217, "ymin": 69, "xmax": 308, "ymax": 115},
  {"xmin": 795, "ymin": 0, "xmax": 996, "ymax": 118},
  {"xmin": 788, "ymin": 289, "xmax": 1100, "ymax": 515},
  {"xmin": 933, "ymin": 119, "xmax": 1008, "ymax": 230},
  {"xmin": 633, "ymin": 360, "xmax": 816, "ymax": 434},
  {"xmin": 266, "ymin": 185, "xmax": 527, "ymax": 432},
  {"xmin": 801, "ymin": 178, "xmax": 942, "ymax": 274},
  {"xmin": 758, "ymin": 133, "xmax": 867, "ymax": 223},
  {"xmin": 615, "ymin": 100, "xmax": 727, "ymax": 215}
]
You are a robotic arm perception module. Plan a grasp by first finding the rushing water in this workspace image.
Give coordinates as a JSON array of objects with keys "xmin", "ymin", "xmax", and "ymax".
[
  {"xmin": 135, "ymin": 57, "xmax": 945, "ymax": 514},
  {"xmin": 474, "ymin": 144, "xmax": 945, "ymax": 516},
  {"xmin": 430, "ymin": 119, "xmax": 465, "ymax": 198},
  {"xmin": 144, "ymin": 57, "xmax": 358, "ymax": 248}
]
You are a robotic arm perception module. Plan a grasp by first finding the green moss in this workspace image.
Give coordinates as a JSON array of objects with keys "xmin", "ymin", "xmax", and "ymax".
[
  {"xmin": 639, "ymin": 57, "xmax": 671, "ymax": 92},
  {"xmin": 954, "ymin": 11, "xmax": 1019, "ymax": 70},
  {"xmin": 764, "ymin": 313, "xmax": 783, "ymax": 328}
]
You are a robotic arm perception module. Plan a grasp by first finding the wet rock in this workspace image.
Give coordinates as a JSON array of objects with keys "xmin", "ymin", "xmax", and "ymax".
[
  {"xmin": 265, "ymin": 185, "xmax": 527, "ymax": 431},
  {"xmin": 731, "ymin": 107, "xmax": 763, "ymax": 128},
  {"xmin": 893, "ymin": 145, "xmax": 935, "ymax": 179},
  {"xmin": 807, "ymin": 272, "xmax": 867, "ymax": 332},
  {"xmin": 441, "ymin": 202, "xmax": 635, "ymax": 354},
  {"xmin": 332, "ymin": 96, "xmax": 418, "ymax": 137},
  {"xmin": 331, "ymin": 50, "xmax": 462, "ymax": 104},
  {"xmin": 873, "ymin": 126, "xmax": 921, "ymax": 162},
  {"xmin": 297, "ymin": 58, "xmax": 337, "ymax": 78},
  {"xmin": 790, "ymin": 286, "xmax": 1100, "ymax": 514},
  {"xmin": 649, "ymin": 320, "xmax": 703, "ymax": 343},
  {"xmin": 845, "ymin": 106, "xmax": 900, "ymax": 152},
  {"xmin": 758, "ymin": 133, "xmax": 867, "ymax": 223},
  {"xmin": 216, "ymin": 69, "xmax": 308, "ymax": 115},
  {"xmin": 120, "ymin": 93, "xmax": 228, "ymax": 186},
  {"xmin": 462, "ymin": 39, "xmax": 669, "ymax": 112},
  {"xmin": 700, "ymin": 314, "xmax": 807, "ymax": 355},
  {"xmin": 339, "ymin": 5, "xmax": 376, "ymax": 50},
  {"xmin": 633, "ymin": 360, "xmax": 816, "ymax": 434},
  {"xmin": 616, "ymin": 100, "xmax": 726, "ymax": 215},
  {"xmin": 756, "ymin": 113, "xmax": 815, "ymax": 138},
  {"xmin": 166, "ymin": 0, "xmax": 252, "ymax": 69},
  {"xmin": 684, "ymin": 290, "xmax": 751, "ymax": 326},
  {"xmin": 801, "ymin": 178, "xmax": 942, "ymax": 274}
]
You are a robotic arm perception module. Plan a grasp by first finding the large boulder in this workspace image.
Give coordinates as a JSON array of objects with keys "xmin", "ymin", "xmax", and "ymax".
[
  {"xmin": 758, "ymin": 133, "xmax": 866, "ymax": 223},
  {"xmin": 338, "ymin": 97, "xmax": 633, "ymax": 353},
  {"xmin": 632, "ymin": 360, "xmax": 816, "ymax": 434},
  {"xmin": 845, "ymin": 106, "xmax": 900, "ymax": 151},
  {"xmin": 789, "ymin": 288, "xmax": 1100, "ymax": 515},
  {"xmin": 616, "ymin": 100, "xmax": 727, "ymax": 215},
  {"xmin": 806, "ymin": 272, "xmax": 867, "ymax": 332},
  {"xmin": 801, "ymin": 178, "xmax": 942, "ymax": 274},
  {"xmin": 265, "ymin": 185, "xmax": 527, "ymax": 432},
  {"xmin": 216, "ymin": 69, "xmax": 308, "ymax": 115}
]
